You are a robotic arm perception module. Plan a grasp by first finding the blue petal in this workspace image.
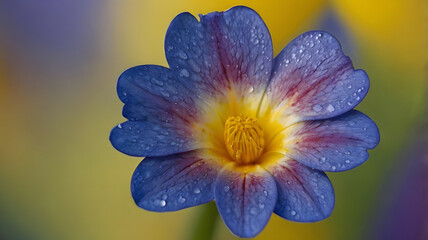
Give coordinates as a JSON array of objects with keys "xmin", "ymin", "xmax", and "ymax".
[
  {"xmin": 267, "ymin": 31, "xmax": 369, "ymax": 124},
  {"xmin": 165, "ymin": 6, "xmax": 273, "ymax": 97},
  {"xmin": 214, "ymin": 166, "xmax": 277, "ymax": 238},
  {"xmin": 110, "ymin": 121, "xmax": 194, "ymax": 157},
  {"xmin": 283, "ymin": 110, "xmax": 380, "ymax": 172},
  {"xmin": 131, "ymin": 150, "xmax": 220, "ymax": 212},
  {"xmin": 268, "ymin": 158, "xmax": 335, "ymax": 222},
  {"xmin": 117, "ymin": 65, "xmax": 198, "ymax": 121},
  {"xmin": 110, "ymin": 65, "xmax": 198, "ymax": 157}
]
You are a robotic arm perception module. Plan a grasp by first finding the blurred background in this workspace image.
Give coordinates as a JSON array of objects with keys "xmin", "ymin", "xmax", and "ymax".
[{"xmin": 0, "ymin": 0, "xmax": 427, "ymax": 239}]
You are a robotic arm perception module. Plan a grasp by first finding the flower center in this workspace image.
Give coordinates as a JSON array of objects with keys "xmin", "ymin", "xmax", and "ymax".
[{"xmin": 224, "ymin": 115, "xmax": 265, "ymax": 164}]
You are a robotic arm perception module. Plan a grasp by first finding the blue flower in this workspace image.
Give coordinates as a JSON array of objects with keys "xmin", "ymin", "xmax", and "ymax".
[{"xmin": 110, "ymin": 6, "xmax": 380, "ymax": 238}]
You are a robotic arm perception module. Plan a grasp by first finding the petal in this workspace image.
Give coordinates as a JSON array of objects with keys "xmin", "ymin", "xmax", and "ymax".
[
  {"xmin": 265, "ymin": 157, "xmax": 335, "ymax": 222},
  {"xmin": 131, "ymin": 150, "xmax": 221, "ymax": 212},
  {"xmin": 273, "ymin": 110, "xmax": 380, "ymax": 172},
  {"xmin": 110, "ymin": 121, "xmax": 193, "ymax": 157},
  {"xmin": 214, "ymin": 166, "xmax": 277, "ymax": 238},
  {"xmin": 110, "ymin": 65, "xmax": 198, "ymax": 157},
  {"xmin": 165, "ymin": 6, "xmax": 273, "ymax": 98},
  {"xmin": 266, "ymin": 31, "xmax": 369, "ymax": 126},
  {"xmin": 117, "ymin": 65, "xmax": 197, "ymax": 121}
]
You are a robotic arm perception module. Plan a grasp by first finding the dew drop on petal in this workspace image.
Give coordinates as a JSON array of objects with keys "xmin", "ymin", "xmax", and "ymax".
[
  {"xmin": 319, "ymin": 157, "xmax": 326, "ymax": 163},
  {"xmin": 312, "ymin": 104, "xmax": 323, "ymax": 112},
  {"xmin": 326, "ymin": 104, "xmax": 335, "ymax": 112},
  {"xmin": 180, "ymin": 69, "xmax": 190, "ymax": 77},
  {"xmin": 193, "ymin": 188, "xmax": 201, "ymax": 194},
  {"xmin": 178, "ymin": 196, "xmax": 186, "ymax": 203},
  {"xmin": 155, "ymin": 199, "xmax": 166, "ymax": 207},
  {"xmin": 250, "ymin": 207, "xmax": 258, "ymax": 215},
  {"xmin": 177, "ymin": 50, "xmax": 188, "ymax": 59},
  {"xmin": 223, "ymin": 185, "xmax": 230, "ymax": 192},
  {"xmin": 248, "ymin": 86, "xmax": 254, "ymax": 93},
  {"xmin": 345, "ymin": 160, "xmax": 351, "ymax": 164},
  {"xmin": 252, "ymin": 38, "xmax": 259, "ymax": 45},
  {"xmin": 117, "ymin": 124, "xmax": 122, "ymax": 129},
  {"xmin": 291, "ymin": 210, "xmax": 296, "ymax": 216},
  {"xmin": 153, "ymin": 79, "xmax": 164, "ymax": 86}
]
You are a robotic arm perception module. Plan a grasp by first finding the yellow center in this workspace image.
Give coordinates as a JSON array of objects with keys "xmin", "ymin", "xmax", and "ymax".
[{"xmin": 224, "ymin": 115, "xmax": 265, "ymax": 164}]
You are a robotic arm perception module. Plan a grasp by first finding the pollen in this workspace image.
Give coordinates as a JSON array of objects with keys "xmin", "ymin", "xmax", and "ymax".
[{"xmin": 224, "ymin": 115, "xmax": 265, "ymax": 164}]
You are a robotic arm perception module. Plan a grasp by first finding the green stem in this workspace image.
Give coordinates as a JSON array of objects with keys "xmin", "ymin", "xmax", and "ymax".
[{"xmin": 187, "ymin": 202, "xmax": 219, "ymax": 240}]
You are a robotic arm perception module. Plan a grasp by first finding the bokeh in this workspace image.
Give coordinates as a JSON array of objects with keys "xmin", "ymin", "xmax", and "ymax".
[{"xmin": 1, "ymin": 0, "xmax": 427, "ymax": 239}]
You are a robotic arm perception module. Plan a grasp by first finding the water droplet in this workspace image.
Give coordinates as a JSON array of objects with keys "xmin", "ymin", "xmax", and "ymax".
[
  {"xmin": 291, "ymin": 210, "xmax": 296, "ymax": 216},
  {"xmin": 156, "ymin": 200, "xmax": 166, "ymax": 207},
  {"xmin": 331, "ymin": 166, "xmax": 337, "ymax": 171},
  {"xmin": 193, "ymin": 188, "xmax": 201, "ymax": 194},
  {"xmin": 326, "ymin": 104, "xmax": 335, "ymax": 112},
  {"xmin": 345, "ymin": 160, "xmax": 351, "ymax": 164},
  {"xmin": 180, "ymin": 69, "xmax": 190, "ymax": 77},
  {"xmin": 224, "ymin": 186, "xmax": 230, "ymax": 192},
  {"xmin": 250, "ymin": 207, "xmax": 258, "ymax": 215},
  {"xmin": 177, "ymin": 50, "xmax": 188, "ymax": 59},
  {"xmin": 258, "ymin": 203, "xmax": 265, "ymax": 209},
  {"xmin": 160, "ymin": 91, "xmax": 170, "ymax": 97},
  {"xmin": 248, "ymin": 86, "xmax": 254, "ymax": 93},
  {"xmin": 153, "ymin": 79, "xmax": 164, "ymax": 86},
  {"xmin": 320, "ymin": 194, "xmax": 325, "ymax": 199},
  {"xmin": 319, "ymin": 157, "xmax": 326, "ymax": 163},
  {"xmin": 117, "ymin": 124, "xmax": 122, "ymax": 129},
  {"xmin": 263, "ymin": 190, "xmax": 268, "ymax": 196},
  {"xmin": 344, "ymin": 151, "xmax": 351, "ymax": 155},
  {"xmin": 178, "ymin": 196, "xmax": 186, "ymax": 203},
  {"xmin": 312, "ymin": 104, "xmax": 323, "ymax": 112},
  {"xmin": 252, "ymin": 38, "xmax": 259, "ymax": 45}
]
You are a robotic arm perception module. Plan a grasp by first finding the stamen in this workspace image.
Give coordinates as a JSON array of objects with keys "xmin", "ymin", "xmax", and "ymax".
[{"xmin": 224, "ymin": 115, "xmax": 264, "ymax": 164}]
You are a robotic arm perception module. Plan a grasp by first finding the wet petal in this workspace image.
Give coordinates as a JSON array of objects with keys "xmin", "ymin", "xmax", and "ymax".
[
  {"xmin": 131, "ymin": 150, "xmax": 221, "ymax": 212},
  {"xmin": 165, "ymin": 6, "xmax": 273, "ymax": 98},
  {"xmin": 214, "ymin": 166, "xmax": 277, "ymax": 238},
  {"xmin": 266, "ymin": 31, "xmax": 369, "ymax": 126},
  {"xmin": 273, "ymin": 110, "xmax": 379, "ymax": 172},
  {"xmin": 110, "ymin": 65, "xmax": 198, "ymax": 157},
  {"xmin": 265, "ymin": 157, "xmax": 334, "ymax": 222},
  {"xmin": 117, "ymin": 65, "xmax": 197, "ymax": 121}
]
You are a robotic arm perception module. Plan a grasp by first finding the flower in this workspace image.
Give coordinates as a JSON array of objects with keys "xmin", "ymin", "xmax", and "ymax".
[{"xmin": 110, "ymin": 6, "xmax": 380, "ymax": 238}]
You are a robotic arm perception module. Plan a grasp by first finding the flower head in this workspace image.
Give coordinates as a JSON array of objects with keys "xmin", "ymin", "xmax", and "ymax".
[{"xmin": 110, "ymin": 6, "xmax": 379, "ymax": 238}]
